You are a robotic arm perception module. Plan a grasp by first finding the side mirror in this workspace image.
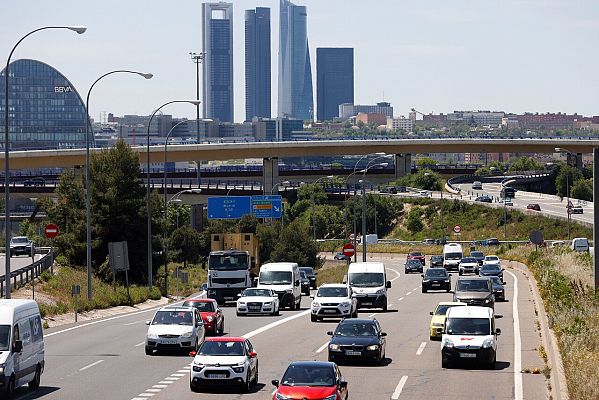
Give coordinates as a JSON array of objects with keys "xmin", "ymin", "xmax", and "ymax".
[
  {"xmin": 386, "ymin": 281, "xmax": 391, "ymax": 289},
  {"xmin": 339, "ymin": 381, "xmax": 348, "ymax": 390},
  {"xmin": 449, "ymin": 290, "xmax": 454, "ymax": 294},
  {"xmin": 12, "ymin": 340, "xmax": 23, "ymax": 353},
  {"xmin": 202, "ymin": 263, "xmax": 206, "ymax": 270},
  {"xmin": 315, "ymin": 272, "xmax": 318, "ymax": 275},
  {"xmin": 495, "ymin": 328, "xmax": 502, "ymax": 336},
  {"xmin": 501, "ymin": 268, "xmax": 505, "ymax": 271},
  {"xmin": 201, "ymin": 283, "xmax": 208, "ymax": 291},
  {"xmin": 448, "ymin": 273, "xmax": 453, "ymax": 276},
  {"xmin": 310, "ymin": 296, "xmax": 314, "ymax": 299},
  {"xmin": 502, "ymin": 281, "xmax": 506, "ymax": 285},
  {"xmin": 420, "ymin": 274, "xmax": 424, "ymax": 278},
  {"xmin": 145, "ymin": 320, "xmax": 151, "ymax": 325},
  {"xmin": 380, "ymin": 332, "xmax": 387, "ymax": 337},
  {"xmin": 189, "ymin": 351, "xmax": 197, "ymax": 357},
  {"xmin": 327, "ymin": 331, "xmax": 334, "ymax": 336},
  {"xmin": 429, "ymin": 311, "xmax": 433, "ymax": 315},
  {"xmin": 249, "ymin": 351, "xmax": 258, "ymax": 358},
  {"xmin": 237, "ymin": 293, "xmax": 242, "ymax": 297},
  {"xmin": 271, "ymin": 379, "xmax": 280, "ymax": 387}
]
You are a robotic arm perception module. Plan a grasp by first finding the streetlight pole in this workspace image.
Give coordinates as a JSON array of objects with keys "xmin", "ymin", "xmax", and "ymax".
[
  {"xmin": 147, "ymin": 100, "xmax": 200, "ymax": 291},
  {"xmin": 556, "ymin": 147, "xmax": 575, "ymax": 240},
  {"xmin": 359, "ymin": 161, "xmax": 389, "ymax": 262},
  {"xmin": 85, "ymin": 70, "xmax": 152, "ymax": 301},
  {"xmin": 311, "ymin": 176, "xmax": 333, "ymax": 240},
  {"xmin": 3, "ymin": 25, "xmax": 86, "ymax": 299},
  {"xmin": 190, "ymin": 52, "xmax": 205, "ymax": 187}
]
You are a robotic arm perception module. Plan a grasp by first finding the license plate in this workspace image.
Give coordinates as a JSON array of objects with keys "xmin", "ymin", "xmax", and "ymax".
[
  {"xmin": 346, "ymin": 351, "xmax": 361, "ymax": 356},
  {"xmin": 459, "ymin": 353, "xmax": 477, "ymax": 358},
  {"xmin": 161, "ymin": 340, "xmax": 177, "ymax": 345},
  {"xmin": 432, "ymin": 283, "xmax": 440, "ymax": 287},
  {"xmin": 249, "ymin": 307, "xmax": 261, "ymax": 311},
  {"xmin": 324, "ymin": 309, "xmax": 337, "ymax": 313},
  {"xmin": 224, "ymin": 297, "xmax": 234, "ymax": 300},
  {"xmin": 207, "ymin": 374, "xmax": 226, "ymax": 379},
  {"xmin": 361, "ymin": 302, "xmax": 372, "ymax": 306}
]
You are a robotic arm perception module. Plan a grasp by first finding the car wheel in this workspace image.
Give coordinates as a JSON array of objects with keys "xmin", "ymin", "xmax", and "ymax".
[
  {"xmin": 236, "ymin": 311, "xmax": 241, "ymax": 317},
  {"xmin": 244, "ymin": 371, "xmax": 252, "ymax": 393},
  {"xmin": 459, "ymin": 270, "xmax": 463, "ymax": 276},
  {"xmin": 311, "ymin": 314, "xmax": 317, "ymax": 322},
  {"xmin": 253, "ymin": 364, "xmax": 259, "ymax": 385},
  {"xmin": 441, "ymin": 355, "xmax": 450, "ymax": 369},
  {"xmin": 190, "ymin": 380, "xmax": 201, "ymax": 393},
  {"xmin": 275, "ymin": 307, "xmax": 280, "ymax": 316},
  {"xmin": 5, "ymin": 375, "xmax": 15, "ymax": 396},
  {"xmin": 296, "ymin": 298, "xmax": 301, "ymax": 310},
  {"xmin": 28, "ymin": 365, "xmax": 41, "ymax": 390},
  {"xmin": 218, "ymin": 320, "xmax": 224, "ymax": 335},
  {"xmin": 145, "ymin": 346, "xmax": 153, "ymax": 356},
  {"xmin": 382, "ymin": 303, "xmax": 388, "ymax": 312},
  {"xmin": 422, "ymin": 288, "xmax": 427, "ymax": 293}
]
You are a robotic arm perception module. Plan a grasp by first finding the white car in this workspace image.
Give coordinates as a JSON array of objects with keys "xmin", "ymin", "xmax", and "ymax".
[
  {"xmin": 311, "ymin": 284, "xmax": 357, "ymax": 322},
  {"xmin": 482, "ymin": 255, "xmax": 501, "ymax": 266},
  {"xmin": 458, "ymin": 257, "xmax": 479, "ymax": 275},
  {"xmin": 419, "ymin": 190, "xmax": 429, "ymax": 197},
  {"xmin": 145, "ymin": 306, "xmax": 205, "ymax": 355},
  {"xmin": 236, "ymin": 288, "xmax": 280, "ymax": 316},
  {"xmin": 190, "ymin": 337, "xmax": 258, "ymax": 393}
]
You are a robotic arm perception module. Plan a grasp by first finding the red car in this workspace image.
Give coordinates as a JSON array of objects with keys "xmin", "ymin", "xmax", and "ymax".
[
  {"xmin": 408, "ymin": 251, "xmax": 425, "ymax": 266},
  {"xmin": 182, "ymin": 298, "xmax": 225, "ymax": 335},
  {"xmin": 527, "ymin": 203, "xmax": 541, "ymax": 211},
  {"xmin": 272, "ymin": 361, "xmax": 348, "ymax": 400}
]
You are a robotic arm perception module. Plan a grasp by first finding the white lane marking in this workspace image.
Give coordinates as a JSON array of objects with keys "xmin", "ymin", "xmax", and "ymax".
[
  {"xmin": 398, "ymin": 297, "xmax": 404, "ymax": 301},
  {"xmin": 46, "ymin": 291, "xmax": 206, "ymax": 338},
  {"xmin": 242, "ymin": 309, "xmax": 311, "ymax": 339},
  {"xmin": 171, "ymin": 373, "xmax": 185, "ymax": 377},
  {"xmin": 164, "ymin": 377, "xmax": 179, "ymax": 381},
  {"xmin": 416, "ymin": 341, "xmax": 427, "ymax": 355},
  {"xmin": 137, "ymin": 394, "xmax": 154, "ymax": 397},
  {"xmin": 387, "ymin": 303, "xmax": 394, "ymax": 308},
  {"xmin": 505, "ymin": 270, "xmax": 523, "ymax": 400},
  {"xmin": 79, "ymin": 359, "xmax": 104, "ymax": 371},
  {"xmin": 414, "ymin": 286, "xmax": 419, "ymax": 290},
  {"xmin": 145, "ymin": 389, "xmax": 161, "ymax": 393},
  {"xmin": 368, "ymin": 313, "xmax": 377, "ymax": 317},
  {"xmin": 406, "ymin": 292, "xmax": 412, "ymax": 296},
  {"xmin": 158, "ymin": 381, "xmax": 173, "ymax": 385},
  {"xmin": 316, "ymin": 341, "xmax": 329, "ymax": 353},
  {"xmin": 123, "ymin": 320, "xmax": 147, "ymax": 326},
  {"xmin": 391, "ymin": 375, "xmax": 409, "ymax": 399},
  {"xmin": 152, "ymin": 385, "xmax": 168, "ymax": 388},
  {"xmin": 176, "ymin": 370, "xmax": 188, "ymax": 373},
  {"xmin": 388, "ymin": 268, "xmax": 401, "ymax": 282},
  {"xmin": 135, "ymin": 341, "xmax": 145, "ymax": 347}
]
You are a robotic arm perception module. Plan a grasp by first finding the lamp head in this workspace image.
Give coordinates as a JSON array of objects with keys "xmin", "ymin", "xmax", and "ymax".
[
  {"xmin": 187, "ymin": 189, "xmax": 202, "ymax": 194},
  {"xmin": 188, "ymin": 100, "xmax": 202, "ymax": 106},
  {"xmin": 139, "ymin": 73, "xmax": 153, "ymax": 80},
  {"xmin": 554, "ymin": 147, "xmax": 564, "ymax": 153},
  {"xmin": 326, "ymin": 175, "xmax": 334, "ymax": 179},
  {"xmin": 68, "ymin": 26, "xmax": 87, "ymax": 34},
  {"xmin": 374, "ymin": 152, "xmax": 386, "ymax": 156}
]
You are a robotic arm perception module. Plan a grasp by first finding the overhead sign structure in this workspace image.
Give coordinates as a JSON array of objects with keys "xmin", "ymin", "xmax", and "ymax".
[
  {"xmin": 44, "ymin": 223, "xmax": 59, "ymax": 239},
  {"xmin": 342, "ymin": 243, "xmax": 355, "ymax": 258},
  {"xmin": 208, "ymin": 196, "xmax": 252, "ymax": 219},
  {"xmin": 453, "ymin": 225, "xmax": 462, "ymax": 234},
  {"xmin": 251, "ymin": 195, "xmax": 282, "ymax": 219}
]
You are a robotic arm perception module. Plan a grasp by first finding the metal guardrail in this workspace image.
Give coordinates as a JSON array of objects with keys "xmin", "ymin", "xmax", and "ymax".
[{"xmin": 0, "ymin": 248, "xmax": 54, "ymax": 298}]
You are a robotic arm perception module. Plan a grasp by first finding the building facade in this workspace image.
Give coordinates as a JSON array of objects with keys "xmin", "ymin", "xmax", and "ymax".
[
  {"xmin": 316, "ymin": 48, "xmax": 354, "ymax": 122},
  {"xmin": 0, "ymin": 59, "xmax": 87, "ymax": 150},
  {"xmin": 355, "ymin": 112, "xmax": 387, "ymax": 126},
  {"xmin": 202, "ymin": 2, "xmax": 234, "ymax": 123},
  {"xmin": 245, "ymin": 7, "xmax": 271, "ymax": 121},
  {"xmin": 339, "ymin": 102, "xmax": 393, "ymax": 120},
  {"xmin": 386, "ymin": 116, "xmax": 414, "ymax": 132},
  {"xmin": 278, "ymin": 0, "xmax": 313, "ymax": 121}
]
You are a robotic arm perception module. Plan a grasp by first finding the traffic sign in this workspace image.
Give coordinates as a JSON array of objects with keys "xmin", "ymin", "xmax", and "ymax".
[
  {"xmin": 530, "ymin": 230, "xmax": 544, "ymax": 245},
  {"xmin": 349, "ymin": 233, "xmax": 355, "ymax": 241},
  {"xmin": 567, "ymin": 200, "xmax": 574, "ymax": 209},
  {"xmin": 453, "ymin": 225, "xmax": 462, "ymax": 234},
  {"xmin": 208, "ymin": 196, "xmax": 252, "ymax": 219},
  {"xmin": 44, "ymin": 223, "xmax": 59, "ymax": 239},
  {"xmin": 251, "ymin": 195, "xmax": 283, "ymax": 219},
  {"xmin": 342, "ymin": 243, "xmax": 355, "ymax": 258}
]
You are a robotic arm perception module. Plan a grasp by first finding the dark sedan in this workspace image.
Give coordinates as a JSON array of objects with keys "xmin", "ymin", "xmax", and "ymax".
[
  {"xmin": 299, "ymin": 270, "xmax": 311, "ymax": 295},
  {"xmin": 327, "ymin": 318, "xmax": 386, "ymax": 365},
  {"xmin": 479, "ymin": 264, "xmax": 504, "ymax": 279},
  {"xmin": 421, "ymin": 268, "xmax": 451, "ymax": 293},
  {"xmin": 490, "ymin": 276, "xmax": 506, "ymax": 301},
  {"xmin": 430, "ymin": 255, "xmax": 444, "ymax": 267},
  {"xmin": 527, "ymin": 203, "xmax": 541, "ymax": 211},
  {"xmin": 470, "ymin": 251, "xmax": 485, "ymax": 266},
  {"xmin": 299, "ymin": 267, "xmax": 318, "ymax": 289},
  {"xmin": 475, "ymin": 195, "xmax": 492, "ymax": 203},
  {"xmin": 405, "ymin": 259, "xmax": 423, "ymax": 274}
]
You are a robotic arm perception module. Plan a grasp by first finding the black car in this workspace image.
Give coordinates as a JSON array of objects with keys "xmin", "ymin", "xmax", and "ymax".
[
  {"xmin": 404, "ymin": 259, "xmax": 423, "ymax": 274},
  {"xmin": 479, "ymin": 264, "xmax": 504, "ymax": 279},
  {"xmin": 23, "ymin": 177, "xmax": 45, "ymax": 187},
  {"xmin": 421, "ymin": 268, "xmax": 451, "ymax": 293},
  {"xmin": 334, "ymin": 252, "xmax": 350, "ymax": 261},
  {"xmin": 475, "ymin": 195, "xmax": 492, "ymax": 203},
  {"xmin": 299, "ymin": 267, "xmax": 318, "ymax": 289},
  {"xmin": 486, "ymin": 238, "xmax": 500, "ymax": 246},
  {"xmin": 327, "ymin": 318, "xmax": 386, "ymax": 365},
  {"xmin": 430, "ymin": 255, "xmax": 444, "ymax": 267},
  {"xmin": 470, "ymin": 251, "xmax": 485, "ymax": 266},
  {"xmin": 299, "ymin": 270, "xmax": 311, "ymax": 295},
  {"xmin": 490, "ymin": 276, "xmax": 506, "ymax": 301}
]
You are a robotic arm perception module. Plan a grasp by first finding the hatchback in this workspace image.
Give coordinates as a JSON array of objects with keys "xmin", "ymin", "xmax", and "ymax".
[{"xmin": 272, "ymin": 361, "xmax": 348, "ymax": 400}]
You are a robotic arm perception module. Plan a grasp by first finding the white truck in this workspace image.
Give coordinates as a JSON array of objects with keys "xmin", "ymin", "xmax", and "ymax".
[
  {"xmin": 443, "ymin": 243, "xmax": 463, "ymax": 271},
  {"xmin": 346, "ymin": 262, "xmax": 391, "ymax": 311}
]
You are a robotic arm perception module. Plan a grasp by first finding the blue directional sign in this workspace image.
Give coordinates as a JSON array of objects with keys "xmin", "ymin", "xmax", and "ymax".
[
  {"xmin": 208, "ymin": 196, "xmax": 252, "ymax": 219},
  {"xmin": 251, "ymin": 195, "xmax": 283, "ymax": 219}
]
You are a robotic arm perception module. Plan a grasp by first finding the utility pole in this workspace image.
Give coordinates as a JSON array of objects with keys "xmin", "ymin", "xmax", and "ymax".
[{"xmin": 190, "ymin": 52, "xmax": 205, "ymax": 187}]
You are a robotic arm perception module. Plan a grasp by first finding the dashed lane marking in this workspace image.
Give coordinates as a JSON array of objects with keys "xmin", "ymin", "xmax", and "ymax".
[
  {"xmin": 416, "ymin": 341, "xmax": 427, "ymax": 355},
  {"xmin": 391, "ymin": 375, "xmax": 408, "ymax": 399},
  {"xmin": 316, "ymin": 341, "xmax": 329, "ymax": 353},
  {"xmin": 79, "ymin": 359, "xmax": 104, "ymax": 371},
  {"xmin": 398, "ymin": 297, "xmax": 404, "ymax": 301}
]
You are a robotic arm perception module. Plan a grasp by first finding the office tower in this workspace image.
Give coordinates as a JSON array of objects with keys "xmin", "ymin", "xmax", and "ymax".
[
  {"xmin": 316, "ymin": 48, "xmax": 354, "ymax": 122},
  {"xmin": 278, "ymin": 0, "xmax": 313, "ymax": 121},
  {"xmin": 245, "ymin": 7, "xmax": 271, "ymax": 121},
  {"xmin": 202, "ymin": 2, "xmax": 234, "ymax": 122}
]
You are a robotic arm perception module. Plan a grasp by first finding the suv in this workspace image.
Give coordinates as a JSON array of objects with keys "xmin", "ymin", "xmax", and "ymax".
[
  {"xmin": 569, "ymin": 205, "xmax": 584, "ymax": 214},
  {"xmin": 458, "ymin": 257, "xmax": 479, "ymax": 275},
  {"xmin": 311, "ymin": 284, "xmax": 357, "ymax": 322},
  {"xmin": 145, "ymin": 306, "xmax": 205, "ymax": 355},
  {"xmin": 430, "ymin": 255, "xmax": 444, "ymax": 267},
  {"xmin": 9, "ymin": 236, "xmax": 34, "ymax": 257},
  {"xmin": 299, "ymin": 267, "xmax": 317, "ymax": 289},
  {"xmin": 453, "ymin": 277, "xmax": 495, "ymax": 309}
]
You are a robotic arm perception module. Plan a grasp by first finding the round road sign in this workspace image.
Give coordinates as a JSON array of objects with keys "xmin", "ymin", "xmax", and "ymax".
[
  {"xmin": 453, "ymin": 225, "xmax": 462, "ymax": 234},
  {"xmin": 44, "ymin": 223, "xmax": 59, "ymax": 239},
  {"xmin": 530, "ymin": 230, "xmax": 544, "ymax": 245},
  {"xmin": 342, "ymin": 243, "xmax": 355, "ymax": 258},
  {"xmin": 349, "ymin": 233, "xmax": 355, "ymax": 241}
]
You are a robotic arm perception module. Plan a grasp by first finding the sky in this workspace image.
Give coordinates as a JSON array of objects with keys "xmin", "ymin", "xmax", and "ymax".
[{"xmin": 2, "ymin": 0, "xmax": 599, "ymax": 123}]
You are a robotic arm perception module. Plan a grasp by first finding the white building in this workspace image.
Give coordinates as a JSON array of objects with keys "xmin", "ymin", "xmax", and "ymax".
[
  {"xmin": 386, "ymin": 116, "xmax": 414, "ymax": 132},
  {"xmin": 339, "ymin": 102, "xmax": 394, "ymax": 119}
]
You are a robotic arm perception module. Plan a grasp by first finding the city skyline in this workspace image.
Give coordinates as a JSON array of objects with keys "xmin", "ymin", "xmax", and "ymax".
[
  {"xmin": 2, "ymin": 0, "xmax": 598, "ymax": 122},
  {"xmin": 245, "ymin": 7, "xmax": 271, "ymax": 121}
]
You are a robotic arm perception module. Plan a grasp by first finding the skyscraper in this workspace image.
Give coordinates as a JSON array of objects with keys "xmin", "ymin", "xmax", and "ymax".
[
  {"xmin": 245, "ymin": 7, "xmax": 271, "ymax": 121},
  {"xmin": 278, "ymin": 0, "xmax": 313, "ymax": 121},
  {"xmin": 316, "ymin": 48, "xmax": 354, "ymax": 122},
  {"xmin": 202, "ymin": 2, "xmax": 233, "ymax": 123}
]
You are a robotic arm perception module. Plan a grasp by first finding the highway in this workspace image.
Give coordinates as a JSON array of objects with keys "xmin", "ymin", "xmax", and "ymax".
[
  {"xmin": 12, "ymin": 255, "xmax": 548, "ymax": 400},
  {"xmin": 0, "ymin": 254, "xmax": 43, "ymax": 278}
]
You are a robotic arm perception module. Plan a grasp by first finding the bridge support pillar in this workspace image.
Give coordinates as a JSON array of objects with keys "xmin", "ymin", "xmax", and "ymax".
[
  {"xmin": 263, "ymin": 157, "xmax": 279, "ymax": 195},
  {"xmin": 394, "ymin": 154, "xmax": 411, "ymax": 180}
]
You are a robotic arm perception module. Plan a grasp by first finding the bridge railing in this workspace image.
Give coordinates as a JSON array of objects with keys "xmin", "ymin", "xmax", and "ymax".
[{"xmin": 0, "ymin": 247, "xmax": 54, "ymax": 298}]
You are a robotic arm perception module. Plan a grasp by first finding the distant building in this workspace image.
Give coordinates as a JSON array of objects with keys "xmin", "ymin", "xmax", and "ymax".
[
  {"xmin": 517, "ymin": 112, "xmax": 578, "ymax": 130},
  {"xmin": 422, "ymin": 113, "xmax": 448, "ymax": 127},
  {"xmin": 356, "ymin": 112, "xmax": 387, "ymax": 126},
  {"xmin": 501, "ymin": 114, "xmax": 519, "ymax": 130},
  {"xmin": 202, "ymin": 2, "xmax": 234, "ymax": 122},
  {"xmin": 245, "ymin": 7, "xmax": 271, "ymax": 121},
  {"xmin": 447, "ymin": 111, "xmax": 505, "ymax": 127},
  {"xmin": 339, "ymin": 102, "xmax": 393, "ymax": 120},
  {"xmin": 253, "ymin": 117, "xmax": 304, "ymax": 140},
  {"xmin": 386, "ymin": 116, "xmax": 414, "ymax": 132},
  {"xmin": 316, "ymin": 48, "xmax": 354, "ymax": 122}
]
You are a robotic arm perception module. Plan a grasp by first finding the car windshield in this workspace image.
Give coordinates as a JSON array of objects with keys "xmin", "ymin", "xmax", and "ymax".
[
  {"xmin": 407, "ymin": 260, "xmax": 421, "ymax": 266},
  {"xmin": 183, "ymin": 301, "xmax": 214, "ymax": 312},
  {"xmin": 11, "ymin": 237, "xmax": 28, "ymax": 244},
  {"xmin": 490, "ymin": 276, "xmax": 503, "ymax": 284},
  {"xmin": 281, "ymin": 365, "xmax": 335, "ymax": 387},
  {"xmin": 349, "ymin": 272, "xmax": 384, "ymax": 287},
  {"xmin": 434, "ymin": 304, "xmax": 463, "ymax": 315},
  {"xmin": 0, "ymin": 325, "xmax": 10, "ymax": 351},
  {"xmin": 432, "ymin": 256, "xmax": 443, "ymax": 260},
  {"xmin": 335, "ymin": 322, "xmax": 378, "ymax": 337},
  {"xmin": 198, "ymin": 341, "xmax": 244, "ymax": 356},
  {"xmin": 259, "ymin": 271, "xmax": 292, "ymax": 285},
  {"xmin": 300, "ymin": 268, "xmax": 314, "ymax": 275},
  {"xmin": 300, "ymin": 271, "xmax": 307, "ymax": 279},
  {"xmin": 485, "ymin": 256, "xmax": 499, "ymax": 262},
  {"xmin": 425, "ymin": 269, "xmax": 447, "ymax": 277},
  {"xmin": 461, "ymin": 258, "xmax": 476, "ymax": 263},
  {"xmin": 445, "ymin": 252, "xmax": 462, "ymax": 260},
  {"xmin": 471, "ymin": 252, "xmax": 484, "ymax": 258},
  {"xmin": 410, "ymin": 252, "xmax": 423, "ymax": 257},
  {"xmin": 482, "ymin": 265, "xmax": 501, "ymax": 272},
  {"xmin": 152, "ymin": 310, "xmax": 193, "ymax": 325},
  {"xmin": 243, "ymin": 289, "xmax": 273, "ymax": 297},
  {"xmin": 446, "ymin": 318, "xmax": 491, "ymax": 335},
  {"xmin": 317, "ymin": 287, "xmax": 348, "ymax": 297},
  {"xmin": 456, "ymin": 280, "xmax": 490, "ymax": 292},
  {"xmin": 208, "ymin": 254, "xmax": 248, "ymax": 271}
]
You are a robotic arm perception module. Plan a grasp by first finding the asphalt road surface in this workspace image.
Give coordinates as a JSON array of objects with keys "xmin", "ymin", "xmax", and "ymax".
[
  {"xmin": 10, "ymin": 255, "xmax": 549, "ymax": 400},
  {"xmin": 0, "ymin": 254, "xmax": 43, "ymax": 278}
]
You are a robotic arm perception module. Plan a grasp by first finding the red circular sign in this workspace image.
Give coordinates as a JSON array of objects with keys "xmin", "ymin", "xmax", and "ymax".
[
  {"xmin": 342, "ymin": 243, "xmax": 355, "ymax": 257},
  {"xmin": 44, "ymin": 223, "xmax": 59, "ymax": 239},
  {"xmin": 453, "ymin": 225, "xmax": 462, "ymax": 234}
]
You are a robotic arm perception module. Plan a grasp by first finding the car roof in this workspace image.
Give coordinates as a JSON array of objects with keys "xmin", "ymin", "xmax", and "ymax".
[
  {"xmin": 426, "ymin": 268, "xmax": 447, "ymax": 272},
  {"xmin": 205, "ymin": 337, "xmax": 245, "ymax": 343},
  {"xmin": 160, "ymin": 306, "xmax": 194, "ymax": 312},
  {"xmin": 457, "ymin": 276, "xmax": 491, "ymax": 282},
  {"xmin": 447, "ymin": 305, "xmax": 493, "ymax": 319},
  {"xmin": 288, "ymin": 361, "xmax": 335, "ymax": 368},
  {"xmin": 184, "ymin": 298, "xmax": 216, "ymax": 303},
  {"xmin": 436, "ymin": 301, "xmax": 467, "ymax": 307},
  {"xmin": 338, "ymin": 318, "xmax": 376, "ymax": 325},
  {"xmin": 348, "ymin": 262, "xmax": 385, "ymax": 272},
  {"xmin": 319, "ymin": 283, "xmax": 348, "ymax": 288}
]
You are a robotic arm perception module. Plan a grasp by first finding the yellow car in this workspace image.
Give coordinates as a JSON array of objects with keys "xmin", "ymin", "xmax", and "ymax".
[{"xmin": 429, "ymin": 301, "xmax": 466, "ymax": 340}]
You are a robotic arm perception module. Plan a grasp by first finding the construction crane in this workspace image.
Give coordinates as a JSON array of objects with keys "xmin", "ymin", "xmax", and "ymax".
[{"xmin": 410, "ymin": 108, "xmax": 428, "ymax": 117}]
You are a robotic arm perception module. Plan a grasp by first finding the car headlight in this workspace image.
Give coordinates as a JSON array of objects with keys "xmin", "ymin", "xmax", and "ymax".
[
  {"xmin": 264, "ymin": 301, "xmax": 273, "ymax": 305},
  {"xmin": 375, "ymin": 289, "xmax": 385, "ymax": 294},
  {"xmin": 329, "ymin": 343, "xmax": 340, "ymax": 351},
  {"xmin": 275, "ymin": 393, "xmax": 291, "ymax": 400},
  {"xmin": 444, "ymin": 279, "xmax": 450, "ymax": 282},
  {"xmin": 366, "ymin": 344, "xmax": 379, "ymax": 351},
  {"xmin": 482, "ymin": 338, "xmax": 494, "ymax": 348},
  {"xmin": 312, "ymin": 301, "xmax": 320, "ymax": 307},
  {"xmin": 442, "ymin": 338, "xmax": 454, "ymax": 348},
  {"xmin": 339, "ymin": 300, "xmax": 351, "ymax": 307},
  {"xmin": 323, "ymin": 395, "xmax": 337, "ymax": 400},
  {"xmin": 484, "ymin": 295, "xmax": 494, "ymax": 303},
  {"xmin": 206, "ymin": 315, "xmax": 214, "ymax": 322},
  {"xmin": 147, "ymin": 333, "xmax": 158, "ymax": 339},
  {"xmin": 238, "ymin": 301, "xmax": 246, "ymax": 306},
  {"xmin": 0, "ymin": 364, "xmax": 5, "ymax": 375},
  {"xmin": 192, "ymin": 361, "xmax": 204, "ymax": 372},
  {"xmin": 181, "ymin": 331, "xmax": 193, "ymax": 338},
  {"xmin": 423, "ymin": 279, "xmax": 430, "ymax": 283},
  {"xmin": 285, "ymin": 289, "xmax": 293, "ymax": 293},
  {"xmin": 232, "ymin": 363, "xmax": 245, "ymax": 373}
]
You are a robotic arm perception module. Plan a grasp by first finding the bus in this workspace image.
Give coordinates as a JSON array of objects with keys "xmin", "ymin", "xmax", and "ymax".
[{"xmin": 500, "ymin": 187, "xmax": 515, "ymax": 199}]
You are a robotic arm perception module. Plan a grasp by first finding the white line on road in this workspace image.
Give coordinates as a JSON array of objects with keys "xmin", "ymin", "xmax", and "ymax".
[
  {"xmin": 388, "ymin": 268, "xmax": 401, "ymax": 282},
  {"xmin": 135, "ymin": 342, "xmax": 145, "ymax": 347},
  {"xmin": 505, "ymin": 269, "xmax": 523, "ymax": 400},
  {"xmin": 406, "ymin": 291, "xmax": 412, "ymax": 296},
  {"xmin": 164, "ymin": 377, "xmax": 179, "ymax": 381},
  {"xmin": 123, "ymin": 320, "xmax": 146, "ymax": 326},
  {"xmin": 368, "ymin": 313, "xmax": 377, "ymax": 317},
  {"xmin": 158, "ymin": 381, "xmax": 173, "ymax": 385},
  {"xmin": 79, "ymin": 359, "xmax": 104, "ymax": 371},
  {"xmin": 152, "ymin": 385, "xmax": 168, "ymax": 389},
  {"xmin": 388, "ymin": 303, "xmax": 394, "ymax": 308},
  {"xmin": 391, "ymin": 375, "xmax": 408, "ymax": 399},
  {"xmin": 316, "ymin": 341, "xmax": 329, "ymax": 353},
  {"xmin": 398, "ymin": 297, "xmax": 404, "ymax": 301},
  {"xmin": 416, "ymin": 342, "xmax": 427, "ymax": 355},
  {"xmin": 242, "ymin": 309, "xmax": 311, "ymax": 339},
  {"xmin": 171, "ymin": 373, "xmax": 185, "ymax": 377}
]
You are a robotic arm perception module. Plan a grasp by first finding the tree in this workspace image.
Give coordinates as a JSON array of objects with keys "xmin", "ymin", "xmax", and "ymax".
[
  {"xmin": 555, "ymin": 165, "xmax": 584, "ymax": 198},
  {"xmin": 570, "ymin": 179, "xmax": 593, "ymax": 201},
  {"xmin": 406, "ymin": 208, "xmax": 424, "ymax": 233},
  {"xmin": 508, "ymin": 156, "xmax": 542, "ymax": 172},
  {"xmin": 169, "ymin": 226, "xmax": 202, "ymax": 268},
  {"xmin": 270, "ymin": 219, "xmax": 319, "ymax": 269},
  {"xmin": 416, "ymin": 157, "xmax": 437, "ymax": 168},
  {"xmin": 296, "ymin": 183, "xmax": 327, "ymax": 204}
]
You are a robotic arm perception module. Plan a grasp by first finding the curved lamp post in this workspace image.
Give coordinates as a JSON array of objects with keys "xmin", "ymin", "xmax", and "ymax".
[
  {"xmin": 85, "ymin": 70, "xmax": 152, "ymax": 300},
  {"xmin": 4, "ymin": 25, "xmax": 86, "ymax": 299},
  {"xmin": 147, "ymin": 100, "xmax": 200, "ymax": 291},
  {"xmin": 361, "ymin": 162, "xmax": 388, "ymax": 261}
]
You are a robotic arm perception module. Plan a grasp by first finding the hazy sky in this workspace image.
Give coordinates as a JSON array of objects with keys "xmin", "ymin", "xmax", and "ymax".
[{"xmin": 2, "ymin": 0, "xmax": 598, "ymax": 122}]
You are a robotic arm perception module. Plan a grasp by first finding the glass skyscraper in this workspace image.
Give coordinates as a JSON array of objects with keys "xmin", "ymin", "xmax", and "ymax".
[
  {"xmin": 316, "ymin": 48, "xmax": 354, "ymax": 122},
  {"xmin": 0, "ymin": 59, "xmax": 87, "ymax": 150},
  {"xmin": 202, "ymin": 2, "xmax": 234, "ymax": 123},
  {"xmin": 245, "ymin": 7, "xmax": 271, "ymax": 122},
  {"xmin": 278, "ymin": 0, "xmax": 313, "ymax": 121}
]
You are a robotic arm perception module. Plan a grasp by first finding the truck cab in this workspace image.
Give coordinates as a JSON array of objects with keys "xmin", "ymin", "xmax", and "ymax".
[{"xmin": 206, "ymin": 250, "xmax": 253, "ymax": 305}]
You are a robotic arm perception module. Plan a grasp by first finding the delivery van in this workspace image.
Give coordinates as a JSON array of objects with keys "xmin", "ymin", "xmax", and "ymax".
[
  {"xmin": 346, "ymin": 262, "xmax": 391, "ymax": 311},
  {"xmin": 258, "ymin": 263, "xmax": 302, "ymax": 310}
]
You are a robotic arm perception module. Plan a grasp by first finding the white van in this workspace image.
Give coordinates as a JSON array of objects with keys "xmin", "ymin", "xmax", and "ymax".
[
  {"xmin": 443, "ymin": 243, "xmax": 463, "ymax": 271},
  {"xmin": 0, "ymin": 300, "xmax": 44, "ymax": 394},
  {"xmin": 570, "ymin": 237, "xmax": 589, "ymax": 252},
  {"xmin": 258, "ymin": 263, "xmax": 302, "ymax": 310},
  {"xmin": 346, "ymin": 262, "xmax": 391, "ymax": 311}
]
